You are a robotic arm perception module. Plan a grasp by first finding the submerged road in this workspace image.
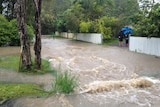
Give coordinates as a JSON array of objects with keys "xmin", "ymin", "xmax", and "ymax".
[{"xmin": 0, "ymin": 38, "xmax": 160, "ymax": 107}]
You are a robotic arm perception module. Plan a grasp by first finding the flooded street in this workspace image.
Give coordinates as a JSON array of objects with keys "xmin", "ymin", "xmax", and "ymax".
[{"xmin": 0, "ymin": 38, "xmax": 160, "ymax": 107}]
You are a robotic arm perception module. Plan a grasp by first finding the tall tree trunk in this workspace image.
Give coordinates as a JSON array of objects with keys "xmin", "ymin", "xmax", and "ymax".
[
  {"xmin": 33, "ymin": 0, "xmax": 42, "ymax": 69},
  {"xmin": 153, "ymin": 0, "xmax": 155, "ymax": 3},
  {"xmin": 15, "ymin": 0, "xmax": 32, "ymax": 70},
  {"xmin": 0, "ymin": 0, "xmax": 3, "ymax": 14}
]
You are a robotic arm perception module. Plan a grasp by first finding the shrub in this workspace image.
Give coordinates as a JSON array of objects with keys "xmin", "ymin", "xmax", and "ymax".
[
  {"xmin": 0, "ymin": 15, "xmax": 34, "ymax": 46},
  {"xmin": 132, "ymin": 4, "xmax": 160, "ymax": 37},
  {"xmin": 9, "ymin": 19, "xmax": 34, "ymax": 46},
  {"xmin": 53, "ymin": 70, "xmax": 77, "ymax": 94},
  {"xmin": 79, "ymin": 21, "xmax": 92, "ymax": 33},
  {"xmin": 9, "ymin": 19, "xmax": 20, "ymax": 46},
  {"xmin": 0, "ymin": 14, "xmax": 11, "ymax": 46},
  {"xmin": 79, "ymin": 16, "xmax": 118, "ymax": 39},
  {"xmin": 94, "ymin": 18, "xmax": 112, "ymax": 39},
  {"xmin": 41, "ymin": 13, "xmax": 55, "ymax": 34},
  {"xmin": 27, "ymin": 25, "xmax": 34, "ymax": 41}
]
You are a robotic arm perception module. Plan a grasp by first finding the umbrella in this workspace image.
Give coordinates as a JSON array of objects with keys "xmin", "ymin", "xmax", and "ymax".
[{"xmin": 121, "ymin": 26, "xmax": 133, "ymax": 35}]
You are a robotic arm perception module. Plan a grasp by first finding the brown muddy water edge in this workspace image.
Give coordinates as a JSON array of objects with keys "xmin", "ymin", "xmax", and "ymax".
[{"xmin": 0, "ymin": 38, "xmax": 160, "ymax": 107}]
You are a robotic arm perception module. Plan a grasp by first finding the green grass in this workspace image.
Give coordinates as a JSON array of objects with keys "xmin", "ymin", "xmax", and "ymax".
[
  {"xmin": 103, "ymin": 38, "xmax": 119, "ymax": 45},
  {"xmin": 0, "ymin": 55, "xmax": 56, "ymax": 74},
  {"xmin": 0, "ymin": 55, "xmax": 19, "ymax": 70},
  {"xmin": 0, "ymin": 55, "xmax": 77, "ymax": 102},
  {"xmin": 29, "ymin": 58, "xmax": 56, "ymax": 75},
  {"xmin": 53, "ymin": 70, "xmax": 77, "ymax": 94},
  {"xmin": 0, "ymin": 83, "xmax": 48, "ymax": 101},
  {"xmin": 0, "ymin": 55, "xmax": 54, "ymax": 101}
]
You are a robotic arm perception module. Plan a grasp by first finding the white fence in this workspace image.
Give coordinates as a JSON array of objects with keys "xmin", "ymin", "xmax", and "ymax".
[
  {"xmin": 129, "ymin": 36, "xmax": 160, "ymax": 56},
  {"xmin": 55, "ymin": 32, "xmax": 76, "ymax": 39},
  {"xmin": 55, "ymin": 32, "xmax": 103, "ymax": 44},
  {"xmin": 76, "ymin": 33, "xmax": 103, "ymax": 44}
]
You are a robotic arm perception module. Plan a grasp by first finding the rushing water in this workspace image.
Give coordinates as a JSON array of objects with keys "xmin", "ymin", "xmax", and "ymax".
[{"xmin": 0, "ymin": 38, "xmax": 160, "ymax": 107}]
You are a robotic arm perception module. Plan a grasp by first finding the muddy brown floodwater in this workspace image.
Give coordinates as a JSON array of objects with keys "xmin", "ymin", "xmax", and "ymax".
[{"xmin": 0, "ymin": 38, "xmax": 160, "ymax": 107}]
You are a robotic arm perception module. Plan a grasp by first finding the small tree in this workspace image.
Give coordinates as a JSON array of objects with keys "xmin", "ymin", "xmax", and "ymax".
[
  {"xmin": 15, "ymin": 0, "xmax": 32, "ymax": 70},
  {"xmin": 133, "ymin": 3, "xmax": 160, "ymax": 37},
  {"xmin": 33, "ymin": 0, "xmax": 42, "ymax": 69}
]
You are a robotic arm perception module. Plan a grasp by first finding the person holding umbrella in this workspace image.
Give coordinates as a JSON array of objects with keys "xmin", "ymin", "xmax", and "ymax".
[
  {"xmin": 118, "ymin": 30, "xmax": 124, "ymax": 46},
  {"xmin": 121, "ymin": 26, "xmax": 133, "ymax": 47},
  {"xmin": 125, "ymin": 31, "xmax": 130, "ymax": 47}
]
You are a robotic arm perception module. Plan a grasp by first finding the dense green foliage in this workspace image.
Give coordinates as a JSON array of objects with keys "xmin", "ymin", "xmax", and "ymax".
[
  {"xmin": 41, "ymin": 13, "xmax": 55, "ymax": 34},
  {"xmin": 0, "ymin": 14, "xmax": 34, "ymax": 46},
  {"xmin": 132, "ymin": 3, "xmax": 160, "ymax": 37},
  {"xmin": 0, "ymin": 15, "xmax": 20, "ymax": 46},
  {"xmin": 26, "ymin": 0, "xmax": 35, "ymax": 26},
  {"xmin": 9, "ymin": 19, "xmax": 20, "ymax": 46},
  {"xmin": 0, "ymin": 14, "xmax": 11, "ymax": 46},
  {"xmin": 79, "ymin": 16, "xmax": 119, "ymax": 39},
  {"xmin": 1, "ymin": 0, "xmax": 160, "ymax": 40},
  {"xmin": 112, "ymin": 0, "xmax": 139, "ymax": 24},
  {"xmin": 41, "ymin": 0, "xmax": 56, "ymax": 34},
  {"xmin": 40, "ymin": 0, "xmax": 160, "ymax": 38},
  {"xmin": 40, "ymin": 0, "xmax": 140, "ymax": 38},
  {"xmin": 79, "ymin": 21, "xmax": 92, "ymax": 33},
  {"xmin": 53, "ymin": 71, "xmax": 77, "ymax": 94}
]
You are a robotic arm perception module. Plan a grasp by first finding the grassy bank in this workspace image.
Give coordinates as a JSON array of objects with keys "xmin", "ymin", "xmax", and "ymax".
[
  {"xmin": 0, "ymin": 55, "xmax": 78, "ymax": 101},
  {"xmin": 0, "ymin": 55, "xmax": 55, "ymax": 74},
  {"xmin": 0, "ymin": 83, "xmax": 48, "ymax": 101},
  {"xmin": 0, "ymin": 55, "xmax": 19, "ymax": 71},
  {"xmin": 0, "ymin": 55, "xmax": 52, "ymax": 101}
]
